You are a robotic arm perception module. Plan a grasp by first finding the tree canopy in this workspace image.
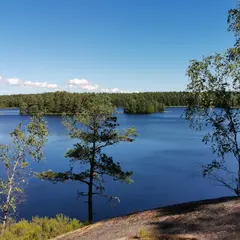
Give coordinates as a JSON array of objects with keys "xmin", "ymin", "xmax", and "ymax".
[
  {"xmin": 0, "ymin": 92, "xmax": 191, "ymax": 115},
  {"xmin": 0, "ymin": 115, "xmax": 48, "ymax": 228}
]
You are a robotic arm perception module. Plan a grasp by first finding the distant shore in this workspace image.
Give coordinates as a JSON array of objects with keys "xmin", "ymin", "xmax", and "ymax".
[{"xmin": 166, "ymin": 106, "xmax": 187, "ymax": 108}]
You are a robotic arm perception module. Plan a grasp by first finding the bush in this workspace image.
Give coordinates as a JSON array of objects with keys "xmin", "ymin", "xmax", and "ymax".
[
  {"xmin": 138, "ymin": 228, "xmax": 152, "ymax": 239},
  {"xmin": 0, "ymin": 214, "xmax": 85, "ymax": 240}
]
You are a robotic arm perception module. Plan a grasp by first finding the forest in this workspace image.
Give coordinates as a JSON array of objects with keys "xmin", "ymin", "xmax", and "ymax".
[
  {"xmin": 0, "ymin": 91, "xmax": 190, "ymax": 115},
  {"xmin": 0, "ymin": 91, "xmax": 239, "ymax": 115}
]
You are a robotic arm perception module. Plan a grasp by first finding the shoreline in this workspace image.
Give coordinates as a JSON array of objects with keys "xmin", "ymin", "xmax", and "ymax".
[{"xmin": 54, "ymin": 195, "xmax": 240, "ymax": 240}]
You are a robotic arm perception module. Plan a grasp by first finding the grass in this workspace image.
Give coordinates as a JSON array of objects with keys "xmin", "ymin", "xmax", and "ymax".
[
  {"xmin": 128, "ymin": 228, "xmax": 153, "ymax": 240},
  {"xmin": 0, "ymin": 214, "xmax": 86, "ymax": 240},
  {"xmin": 138, "ymin": 229, "xmax": 152, "ymax": 239}
]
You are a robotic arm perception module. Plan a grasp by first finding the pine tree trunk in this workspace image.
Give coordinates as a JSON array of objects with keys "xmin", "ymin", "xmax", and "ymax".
[
  {"xmin": 88, "ymin": 123, "xmax": 97, "ymax": 224},
  {"xmin": 88, "ymin": 163, "xmax": 94, "ymax": 223},
  {"xmin": 238, "ymin": 160, "xmax": 240, "ymax": 196}
]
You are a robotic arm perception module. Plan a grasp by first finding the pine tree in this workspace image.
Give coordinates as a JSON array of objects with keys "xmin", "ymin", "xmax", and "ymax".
[{"xmin": 39, "ymin": 95, "xmax": 137, "ymax": 223}]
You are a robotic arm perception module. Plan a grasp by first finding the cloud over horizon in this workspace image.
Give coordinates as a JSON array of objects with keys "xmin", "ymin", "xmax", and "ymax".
[
  {"xmin": 1, "ymin": 76, "xmax": 58, "ymax": 90},
  {"xmin": 0, "ymin": 75, "xmax": 132, "ymax": 94},
  {"xmin": 68, "ymin": 78, "xmax": 99, "ymax": 91},
  {"xmin": 67, "ymin": 78, "xmax": 128, "ymax": 93}
]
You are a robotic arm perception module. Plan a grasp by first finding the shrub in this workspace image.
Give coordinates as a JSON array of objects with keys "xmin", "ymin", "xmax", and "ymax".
[
  {"xmin": 137, "ymin": 228, "xmax": 152, "ymax": 239},
  {"xmin": 0, "ymin": 214, "xmax": 85, "ymax": 240}
]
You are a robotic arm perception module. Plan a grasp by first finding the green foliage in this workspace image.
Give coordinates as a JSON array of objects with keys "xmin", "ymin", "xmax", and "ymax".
[
  {"xmin": 123, "ymin": 95, "xmax": 166, "ymax": 114},
  {"xmin": 138, "ymin": 228, "xmax": 152, "ymax": 239},
  {"xmin": 0, "ymin": 91, "xmax": 189, "ymax": 115},
  {"xmin": 28, "ymin": 105, "xmax": 39, "ymax": 115},
  {"xmin": 185, "ymin": 5, "xmax": 240, "ymax": 196},
  {"xmin": 38, "ymin": 95, "xmax": 137, "ymax": 222},
  {"xmin": 228, "ymin": 3, "xmax": 240, "ymax": 46},
  {"xmin": 0, "ymin": 214, "xmax": 83, "ymax": 240},
  {"xmin": 0, "ymin": 115, "xmax": 48, "ymax": 227},
  {"xmin": 158, "ymin": 102, "xmax": 165, "ymax": 112}
]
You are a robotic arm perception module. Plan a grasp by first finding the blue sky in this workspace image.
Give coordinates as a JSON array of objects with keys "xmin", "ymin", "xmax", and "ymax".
[{"xmin": 0, "ymin": 0, "xmax": 237, "ymax": 94}]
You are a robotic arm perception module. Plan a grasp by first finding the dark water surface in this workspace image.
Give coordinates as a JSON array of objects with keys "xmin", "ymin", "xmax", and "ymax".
[{"xmin": 0, "ymin": 108, "xmax": 234, "ymax": 221}]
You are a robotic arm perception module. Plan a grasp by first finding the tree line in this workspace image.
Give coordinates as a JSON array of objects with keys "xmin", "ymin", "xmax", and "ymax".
[
  {"xmin": 0, "ymin": 91, "xmax": 239, "ymax": 115},
  {"xmin": 0, "ymin": 92, "xmax": 191, "ymax": 115}
]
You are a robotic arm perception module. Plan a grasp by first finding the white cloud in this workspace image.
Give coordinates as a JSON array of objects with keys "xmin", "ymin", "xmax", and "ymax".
[
  {"xmin": 7, "ymin": 78, "xmax": 22, "ymax": 85},
  {"xmin": 100, "ymin": 88, "xmax": 119, "ymax": 93},
  {"xmin": 100, "ymin": 88, "xmax": 132, "ymax": 93},
  {"xmin": 1, "ymin": 74, "xmax": 133, "ymax": 94},
  {"xmin": 46, "ymin": 83, "xmax": 58, "ymax": 89},
  {"xmin": 111, "ymin": 88, "xmax": 120, "ymax": 93},
  {"xmin": 22, "ymin": 81, "xmax": 58, "ymax": 89},
  {"xmin": 81, "ymin": 84, "xmax": 99, "ymax": 90},
  {"xmin": 68, "ymin": 79, "xmax": 89, "ymax": 86},
  {"xmin": 68, "ymin": 78, "xmax": 100, "ymax": 91},
  {"xmin": 67, "ymin": 78, "xmax": 130, "ymax": 93},
  {"xmin": 5, "ymin": 77, "xmax": 58, "ymax": 90}
]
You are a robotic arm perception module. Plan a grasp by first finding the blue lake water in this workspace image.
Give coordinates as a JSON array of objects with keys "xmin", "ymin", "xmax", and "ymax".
[
  {"xmin": 0, "ymin": 108, "xmax": 235, "ymax": 221},
  {"xmin": 0, "ymin": 108, "xmax": 20, "ymax": 115}
]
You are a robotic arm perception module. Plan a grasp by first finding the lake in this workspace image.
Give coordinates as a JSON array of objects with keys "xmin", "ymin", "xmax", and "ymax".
[
  {"xmin": 0, "ymin": 108, "xmax": 235, "ymax": 221},
  {"xmin": 0, "ymin": 108, "xmax": 20, "ymax": 115}
]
